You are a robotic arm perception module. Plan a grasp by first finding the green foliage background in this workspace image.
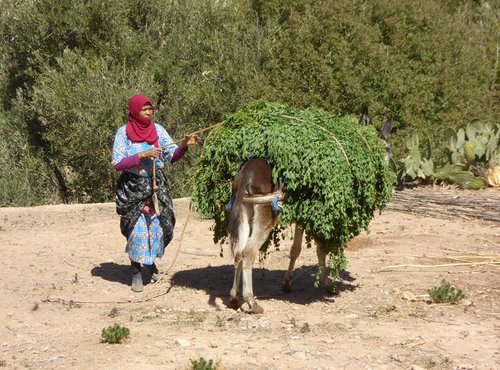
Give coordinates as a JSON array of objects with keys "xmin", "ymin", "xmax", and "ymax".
[{"xmin": 0, "ymin": 0, "xmax": 497, "ymax": 205}]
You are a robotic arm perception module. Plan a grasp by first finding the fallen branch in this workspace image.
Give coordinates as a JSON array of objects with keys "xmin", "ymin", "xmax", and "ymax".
[
  {"xmin": 387, "ymin": 189, "xmax": 500, "ymax": 222},
  {"xmin": 378, "ymin": 261, "xmax": 500, "ymax": 271}
]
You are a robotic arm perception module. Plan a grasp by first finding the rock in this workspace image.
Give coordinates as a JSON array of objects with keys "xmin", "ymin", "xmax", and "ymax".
[
  {"xmin": 292, "ymin": 351, "xmax": 307, "ymax": 360},
  {"xmin": 344, "ymin": 314, "xmax": 359, "ymax": 319},
  {"xmin": 402, "ymin": 292, "xmax": 417, "ymax": 301},
  {"xmin": 175, "ymin": 338, "xmax": 191, "ymax": 347},
  {"xmin": 462, "ymin": 299, "xmax": 473, "ymax": 307},
  {"xmin": 154, "ymin": 341, "xmax": 167, "ymax": 349}
]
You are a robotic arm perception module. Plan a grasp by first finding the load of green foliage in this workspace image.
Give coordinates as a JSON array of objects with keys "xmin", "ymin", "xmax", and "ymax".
[{"xmin": 192, "ymin": 101, "xmax": 393, "ymax": 276}]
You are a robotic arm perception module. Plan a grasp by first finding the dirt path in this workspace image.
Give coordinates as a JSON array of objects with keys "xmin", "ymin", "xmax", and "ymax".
[{"xmin": 0, "ymin": 188, "xmax": 498, "ymax": 369}]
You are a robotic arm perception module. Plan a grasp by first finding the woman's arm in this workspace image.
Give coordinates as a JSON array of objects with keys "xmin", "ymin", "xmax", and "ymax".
[
  {"xmin": 171, "ymin": 145, "xmax": 187, "ymax": 163},
  {"xmin": 114, "ymin": 153, "xmax": 140, "ymax": 171}
]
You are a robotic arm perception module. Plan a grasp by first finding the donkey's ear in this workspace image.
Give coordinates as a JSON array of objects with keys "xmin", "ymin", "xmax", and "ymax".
[
  {"xmin": 359, "ymin": 106, "xmax": 371, "ymax": 126},
  {"xmin": 380, "ymin": 119, "xmax": 393, "ymax": 141}
]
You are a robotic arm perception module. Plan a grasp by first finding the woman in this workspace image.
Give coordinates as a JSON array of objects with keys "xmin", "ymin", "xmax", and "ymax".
[{"xmin": 112, "ymin": 94, "xmax": 198, "ymax": 292}]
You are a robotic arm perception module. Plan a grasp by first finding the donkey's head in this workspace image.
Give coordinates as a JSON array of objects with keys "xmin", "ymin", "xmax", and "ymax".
[{"xmin": 359, "ymin": 107, "xmax": 394, "ymax": 164}]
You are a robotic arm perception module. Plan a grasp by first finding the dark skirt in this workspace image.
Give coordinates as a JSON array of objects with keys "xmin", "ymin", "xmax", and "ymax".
[{"xmin": 115, "ymin": 171, "xmax": 175, "ymax": 249}]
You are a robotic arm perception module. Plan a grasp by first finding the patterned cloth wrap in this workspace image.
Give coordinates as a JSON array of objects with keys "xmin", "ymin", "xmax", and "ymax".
[{"xmin": 115, "ymin": 170, "xmax": 175, "ymax": 260}]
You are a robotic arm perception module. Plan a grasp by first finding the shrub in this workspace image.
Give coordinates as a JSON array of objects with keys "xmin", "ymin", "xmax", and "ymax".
[
  {"xmin": 190, "ymin": 357, "xmax": 215, "ymax": 370},
  {"xmin": 100, "ymin": 323, "xmax": 130, "ymax": 344},
  {"xmin": 427, "ymin": 280, "xmax": 465, "ymax": 304}
]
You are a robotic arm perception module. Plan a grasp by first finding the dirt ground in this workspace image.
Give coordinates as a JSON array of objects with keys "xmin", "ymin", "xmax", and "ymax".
[{"xmin": 0, "ymin": 187, "xmax": 498, "ymax": 370}]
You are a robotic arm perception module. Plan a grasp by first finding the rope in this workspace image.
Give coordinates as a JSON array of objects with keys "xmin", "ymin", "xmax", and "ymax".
[
  {"xmin": 356, "ymin": 130, "xmax": 371, "ymax": 150},
  {"xmin": 42, "ymin": 200, "xmax": 194, "ymax": 306},
  {"xmin": 156, "ymin": 199, "xmax": 192, "ymax": 277},
  {"xmin": 161, "ymin": 121, "xmax": 224, "ymax": 148}
]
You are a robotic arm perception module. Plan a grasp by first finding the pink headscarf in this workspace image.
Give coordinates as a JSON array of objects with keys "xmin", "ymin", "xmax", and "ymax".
[{"xmin": 125, "ymin": 94, "xmax": 159, "ymax": 146}]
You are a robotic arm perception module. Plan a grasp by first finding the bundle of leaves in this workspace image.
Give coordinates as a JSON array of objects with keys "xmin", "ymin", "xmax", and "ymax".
[{"xmin": 192, "ymin": 101, "xmax": 393, "ymax": 274}]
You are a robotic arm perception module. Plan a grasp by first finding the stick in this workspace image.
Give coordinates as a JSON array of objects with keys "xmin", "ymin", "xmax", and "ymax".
[
  {"xmin": 152, "ymin": 160, "xmax": 160, "ymax": 216},
  {"xmin": 378, "ymin": 261, "xmax": 500, "ymax": 272},
  {"xmin": 161, "ymin": 121, "xmax": 224, "ymax": 149}
]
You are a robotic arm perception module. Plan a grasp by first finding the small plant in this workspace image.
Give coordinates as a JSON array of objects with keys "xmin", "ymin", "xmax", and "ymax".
[
  {"xmin": 215, "ymin": 315, "xmax": 225, "ymax": 327},
  {"xmin": 100, "ymin": 323, "xmax": 130, "ymax": 344},
  {"xmin": 72, "ymin": 273, "xmax": 78, "ymax": 284},
  {"xmin": 0, "ymin": 359, "xmax": 6, "ymax": 367},
  {"xmin": 108, "ymin": 307, "xmax": 119, "ymax": 318},
  {"xmin": 190, "ymin": 357, "xmax": 215, "ymax": 370},
  {"xmin": 427, "ymin": 280, "xmax": 465, "ymax": 304},
  {"xmin": 31, "ymin": 303, "xmax": 39, "ymax": 311},
  {"xmin": 300, "ymin": 323, "xmax": 311, "ymax": 333}
]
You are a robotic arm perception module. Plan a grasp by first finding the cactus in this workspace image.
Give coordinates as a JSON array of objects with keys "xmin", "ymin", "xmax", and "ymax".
[
  {"xmin": 396, "ymin": 121, "xmax": 497, "ymax": 189},
  {"xmin": 397, "ymin": 132, "xmax": 434, "ymax": 184},
  {"xmin": 463, "ymin": 140, "xmax": 476, "ymax": 163},
  {"xmin": 445, "ymin": 122, "xmax": 499, "ymax": 167}
]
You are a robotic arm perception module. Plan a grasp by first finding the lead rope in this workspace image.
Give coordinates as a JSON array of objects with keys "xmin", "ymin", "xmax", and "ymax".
[{"xmin": 41, "ymin": 199, "xmax": 193, "ymax": 306}]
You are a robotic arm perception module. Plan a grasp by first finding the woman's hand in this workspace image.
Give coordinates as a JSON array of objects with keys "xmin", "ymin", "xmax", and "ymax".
[
  {"xmin": 139, "ymin": 147, "xmax": 162, "ymax": 159},
  {"xmin": 180, "ymin": 134, "xmax": 200, "ymax": 148}
]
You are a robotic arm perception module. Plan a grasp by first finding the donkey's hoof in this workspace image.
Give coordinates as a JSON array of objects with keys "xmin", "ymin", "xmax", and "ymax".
[
  {"xmin": 323, "ymin": 282, "xmax": 337, "ymax": 295},
  {"xmin": 249, "ymin": 302, "xmax": 264, "ymax": 314},
  {"xmin": 228, "ymin": 297, "xmax": 240, "ymax": 309}
]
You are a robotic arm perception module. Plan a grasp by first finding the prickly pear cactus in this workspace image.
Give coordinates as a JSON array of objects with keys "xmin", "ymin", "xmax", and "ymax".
[{"xmin": 464, "ymin": 140, "xmax": 476, "ymax": 163}]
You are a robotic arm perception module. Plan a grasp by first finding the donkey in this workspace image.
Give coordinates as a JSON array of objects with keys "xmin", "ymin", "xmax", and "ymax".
[
  {"xmin": 227, "ymin": 112, "xmax": 393, "ymax": 313},
  {"xmin": 227, "ymin": 158, "xmax": 332, "ymax": 313}
]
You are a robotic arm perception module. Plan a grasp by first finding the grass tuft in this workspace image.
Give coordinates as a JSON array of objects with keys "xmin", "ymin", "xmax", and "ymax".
[{"xmin": 427, "ymin": 280, "xmax": 465, "ymax": 304}]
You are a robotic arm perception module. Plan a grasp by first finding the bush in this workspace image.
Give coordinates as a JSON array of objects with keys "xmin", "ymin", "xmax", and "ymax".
[
  {"xmin": 100, "ymin": 323, "xmax": 130, "ymax": 344},
  {"xmin": 190, "ymin": 357, "xmax": 215, "ymax": 370},
  {"xmin": 427, "ymin": 280, "xmax": 465, "ymax": 304}
]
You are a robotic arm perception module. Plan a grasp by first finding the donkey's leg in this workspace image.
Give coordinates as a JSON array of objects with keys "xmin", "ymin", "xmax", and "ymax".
[
  {"xmin": 229, "ymin": 260, "xmax": 242, "ymax": 309},
  {"xmin": 316, "ymin": 245, "xmax": 334, "ymax": 292},
  {"xmin": 282, "ymin": 224, "xmax": 304, "ymax": 293},
  {"xmin": 241, "ymin": 249, "xmax": 262, "ymax": 313},
  {"xmin": 241, "ymin": 205, "xmax": 273, "ymax": 314},
  {"xmin": 229, "ymin": 206, "xmax": 251, "ymax": 308}
]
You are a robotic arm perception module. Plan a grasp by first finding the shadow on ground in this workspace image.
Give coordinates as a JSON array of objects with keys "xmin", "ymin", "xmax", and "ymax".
[
  {"xmin": 91, "ymin": 262, "xmax": 130, "ymax": 286},
  {"xmin": 171, "ymin": 264, "xmax": 357, "ymax": 309},
  {"xmin": 91, "ymin": 262, "xmax": 161, "ymax": 286}
]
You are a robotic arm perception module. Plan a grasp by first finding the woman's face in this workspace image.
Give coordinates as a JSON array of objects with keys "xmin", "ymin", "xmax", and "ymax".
[{"xmin": 138, "ymin": 104, "xmax": 154, "ymax": 119}]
